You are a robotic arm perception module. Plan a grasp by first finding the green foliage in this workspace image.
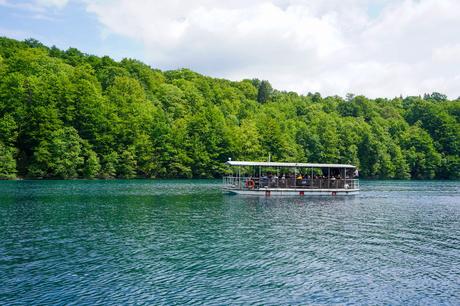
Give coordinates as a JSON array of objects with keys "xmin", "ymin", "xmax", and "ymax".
[
  {"xmin": 0, "ymin": 142, "xmax": 16, "ymax": 179},
  {"xmin": 257, "ymin": 80, "xmax": 273, "ymax": 103},
  {"xmin": 81, "ymin": 143, "xmax": 101, "ymax": 179},
  {"xmin": 29, "ymin": 127, "xmax": 84, "ymax": 179},
  {"xmin": 401, "ymin": 125, "xmax": 442, "ymax": 179},
  {"xmin": 100, "ymin": 152, "xmax": 118, "ymax": 179},
  {"xmin": 424, "ymin": 92, "xmax": 447, "ymax": 102},
  {"xmin": 0, "ymin": 36, "xmax": 458, "ymax": 179},
  {"xmin": 0, "ymin": 114, "xmax": 18, "ymax": 145},
  {"xmin": 118, "ymin": 149, "xmax": 137, "ymax": 179}
]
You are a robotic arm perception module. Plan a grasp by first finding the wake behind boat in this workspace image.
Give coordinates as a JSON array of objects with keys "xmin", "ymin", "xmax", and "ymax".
[{"xmin": 223, "ymin": 160, "xmax": 359, "ymax": 196}]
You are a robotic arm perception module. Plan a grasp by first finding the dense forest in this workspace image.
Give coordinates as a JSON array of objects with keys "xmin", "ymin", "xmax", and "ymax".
[{"xmin": 0, "ymin": 37, "xmax": 459, "ymax": 180}]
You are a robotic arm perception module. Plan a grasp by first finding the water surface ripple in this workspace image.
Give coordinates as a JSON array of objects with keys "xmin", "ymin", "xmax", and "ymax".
[{"xmin": 0, "ymin": 180, "xmax": 459, "ymax": 305}]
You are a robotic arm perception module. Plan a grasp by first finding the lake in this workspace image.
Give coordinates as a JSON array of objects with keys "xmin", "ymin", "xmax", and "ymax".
[{"xmin": 0, "ymin": 180, "xmax": 459, "ymax": 305}]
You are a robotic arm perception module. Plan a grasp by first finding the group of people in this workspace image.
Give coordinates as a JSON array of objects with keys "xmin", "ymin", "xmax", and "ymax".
[{"xmin": 244, "ymin": 170, "xmax": 358, "ymax": 189}]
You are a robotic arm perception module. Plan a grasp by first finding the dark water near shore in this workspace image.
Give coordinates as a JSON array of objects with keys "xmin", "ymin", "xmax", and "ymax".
[{"xmin": 0, "ymin": 180, "xmax": 459, "ymax": 305}]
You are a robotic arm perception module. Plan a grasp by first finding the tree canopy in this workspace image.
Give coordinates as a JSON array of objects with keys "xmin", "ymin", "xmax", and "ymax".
[{"xmin": 0, "ymin": 37, "xmax": 459, "ymax": 179}]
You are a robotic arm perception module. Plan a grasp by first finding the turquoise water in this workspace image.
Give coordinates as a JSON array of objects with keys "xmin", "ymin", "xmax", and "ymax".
[{"xmin": 0, "ymin": 180, "xmax": 459, "ymax": 305}]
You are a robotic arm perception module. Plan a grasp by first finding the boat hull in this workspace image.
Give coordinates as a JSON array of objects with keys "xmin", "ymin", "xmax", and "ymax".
[{"xmin": 224, "ymin": 188, "xmax": 359, "ymax": 196}]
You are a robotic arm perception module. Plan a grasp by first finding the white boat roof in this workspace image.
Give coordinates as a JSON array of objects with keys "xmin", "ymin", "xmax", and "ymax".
[{"xmin": 226, "ymin": 161, "xmax": 356, "ymax": 169}]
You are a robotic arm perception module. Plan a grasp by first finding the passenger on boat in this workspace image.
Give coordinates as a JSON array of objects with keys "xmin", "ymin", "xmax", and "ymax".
[
  {"xmin": 280, "ymin": 174, "xmax": 286, "ymax": 187},
  {"xmin": 354, "ymin": 169, "xmax": 359, "ymax": 178},
  {"xmin": 301, "ymin": 174, "xmax": 308, "ymax": 186},
  {"xmin": 261, "ymin": 174, "xmax": 269, "ymax": 187},
  {"xmin": 272, "ymin": 174, "xmax": 278, "ymax": 187}
]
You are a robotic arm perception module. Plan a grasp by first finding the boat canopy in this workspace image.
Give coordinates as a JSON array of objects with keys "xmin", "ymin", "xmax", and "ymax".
[{"xmin": 226, "ymin": 161, "xmax": 356, "ymax": 169}]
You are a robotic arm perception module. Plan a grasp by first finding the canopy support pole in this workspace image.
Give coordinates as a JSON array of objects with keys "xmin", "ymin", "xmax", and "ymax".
[
  {"xmin": 311, "ymin": 167, "xmax": 313, "ymax": 189},
  {"xmin": 238, "ymin": 166, "xmax": 241, "ymax": 189},
  {"xmin": 277, "ymin": 167, "xmax": 279, "ymax": 188},
  {"xmin": 294, "ymin": 167, "xmax": 296, "ymax": 188}
]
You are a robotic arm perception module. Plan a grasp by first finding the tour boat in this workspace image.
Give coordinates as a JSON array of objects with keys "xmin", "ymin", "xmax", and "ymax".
[{"xmin": 223, "ymin": 160, "xmax": 359, "ymax": 196}]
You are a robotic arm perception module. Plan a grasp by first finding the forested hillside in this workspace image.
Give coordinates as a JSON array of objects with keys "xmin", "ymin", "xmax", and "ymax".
[{"xmin": 0, "ymin": 37, "xmax": 459, "ymax": 179}]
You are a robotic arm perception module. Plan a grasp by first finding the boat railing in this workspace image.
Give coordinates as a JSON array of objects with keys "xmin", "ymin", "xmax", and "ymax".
[{"xmin": 223, "ymin": 176, "xmax": 359, "ymax": 190}]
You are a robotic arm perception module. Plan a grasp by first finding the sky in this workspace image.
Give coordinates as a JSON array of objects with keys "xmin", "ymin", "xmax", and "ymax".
[{"xmin": 1, "ymin": 0, "xmax": 460, "ymax": 99}]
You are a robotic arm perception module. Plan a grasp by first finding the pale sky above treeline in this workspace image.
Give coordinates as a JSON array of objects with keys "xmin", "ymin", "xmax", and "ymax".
[{"xmin": 1, "ymin": 0, "xmax": 459, "ymax": 99}]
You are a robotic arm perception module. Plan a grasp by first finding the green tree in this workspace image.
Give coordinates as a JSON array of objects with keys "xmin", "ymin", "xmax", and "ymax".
[
  {"xmin": 29, "ymin": 127, "xmax": 84, "ymax": 179},
  {"xmin": 118, "ymin": 148, "xmax": 137, "ymax": 178},
  {"xmin": 100, "ymin": 152, "xmax": 118, "ymax": 179},
  {"xmin": 81, "ymin": 144, "xmax": 101, "ymax": 179},
  {"xmin": 0, "ymin": 142, "xmax": 16, "ymax": 179},
  {"xmin": 401, "ymin": 125, "xmax": 441, "ymax": 179},
  {"xmin": 257, "ymin": 80, "xmax": 273, "ymax": 103},
  {"xmin": 0, "ymin": 37, "xmax": 457, "ymax": 180}
]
